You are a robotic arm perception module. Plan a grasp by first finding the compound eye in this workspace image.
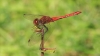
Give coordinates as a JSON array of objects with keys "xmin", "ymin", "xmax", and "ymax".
[
  {"xmin": 33, "ymin": 19, "xmax": 39, "ymax": 26},
  {"xmin": 35, "ymin": 20, "xmax": 38, "ymax": 23}
]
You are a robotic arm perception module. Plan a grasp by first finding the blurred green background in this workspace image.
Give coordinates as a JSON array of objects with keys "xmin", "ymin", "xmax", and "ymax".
[{"xmin": 0, "ymin": 0, "xmax": 100, "ymax": 56}]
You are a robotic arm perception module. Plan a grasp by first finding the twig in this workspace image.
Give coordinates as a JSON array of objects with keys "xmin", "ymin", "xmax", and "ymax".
[{"xmin": 40, "ymin": 29, "xmax": 45, "ymax": 56}]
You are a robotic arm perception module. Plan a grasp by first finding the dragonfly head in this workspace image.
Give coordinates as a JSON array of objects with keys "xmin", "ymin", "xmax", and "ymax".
[{"xmin": 33, "ymin": 18, "xmax": 39, "ymax": 27}]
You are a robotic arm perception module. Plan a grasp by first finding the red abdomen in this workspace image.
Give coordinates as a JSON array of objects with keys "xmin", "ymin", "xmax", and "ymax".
[{"xmin": 52, "ymin": 11, "xmax": 81, "ymax": 21}]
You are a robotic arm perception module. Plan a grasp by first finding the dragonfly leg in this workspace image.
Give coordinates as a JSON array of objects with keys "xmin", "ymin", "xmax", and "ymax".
[{"xmin": 43, "ymin": 25, "xmax": 48, "ymax": 34}]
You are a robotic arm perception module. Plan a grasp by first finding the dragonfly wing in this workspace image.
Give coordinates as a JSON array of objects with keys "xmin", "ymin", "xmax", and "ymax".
[
  {"xmin": 28, "ymin": 31, "xmax": 41, "ymax": 46},
  {"xmin": 23, "ymin": 14, "xmax": 44, "ymax": 21}
]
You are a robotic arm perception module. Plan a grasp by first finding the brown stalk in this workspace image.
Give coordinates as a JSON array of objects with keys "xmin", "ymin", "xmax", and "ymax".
[{"xmin": 40, "ymin": 29, "xmax": 45, "ymax": 56}]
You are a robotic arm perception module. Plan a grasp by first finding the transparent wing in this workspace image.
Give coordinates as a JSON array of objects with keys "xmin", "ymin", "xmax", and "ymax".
[
  {"xmin": 23, "ymin": 14, "xmax": 44, "ymax": 21},
  {"xmin": 23, "ymin": 13, "xmax": 43, "ymax": 46},
  {"xmin": 27, "ymin": 21, "xmax": 56, "ymax": 53},
  {"xmin": 28, "ymin": 25, "xmax": 51, "ymax": 47},
  {"xmin": 28, "ymin": 27, "xmax": 41, "ymax": 46}
]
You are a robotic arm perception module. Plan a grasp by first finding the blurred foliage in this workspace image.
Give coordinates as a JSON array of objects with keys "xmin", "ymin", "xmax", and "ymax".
[{"xmin": 0, "ymin": 0, "xmax": 100, "ymax": 56}]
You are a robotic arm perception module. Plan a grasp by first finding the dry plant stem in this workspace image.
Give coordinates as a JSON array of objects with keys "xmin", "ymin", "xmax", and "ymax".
[{"xmin": 40, "ymin": 29, "xmax": 44, "ymax": 56}]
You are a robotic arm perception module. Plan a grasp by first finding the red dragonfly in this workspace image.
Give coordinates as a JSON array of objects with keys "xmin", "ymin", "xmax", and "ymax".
[
  {"xmin": 25, "ymin": 11, "xmax": 81, "ymax": 42},
  {"xmin": 33, "ymin": 11, "xmax": 81, "ymax": 31}
]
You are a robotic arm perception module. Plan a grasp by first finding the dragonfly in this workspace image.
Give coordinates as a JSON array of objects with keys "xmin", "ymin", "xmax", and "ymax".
[
  {"xmin": 33, "ymin": 11, "xmax": 81, "ymax": 33},
  {"xmin": 24, "ymin": 11, "xmax": 81, "ymax": 44}
]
